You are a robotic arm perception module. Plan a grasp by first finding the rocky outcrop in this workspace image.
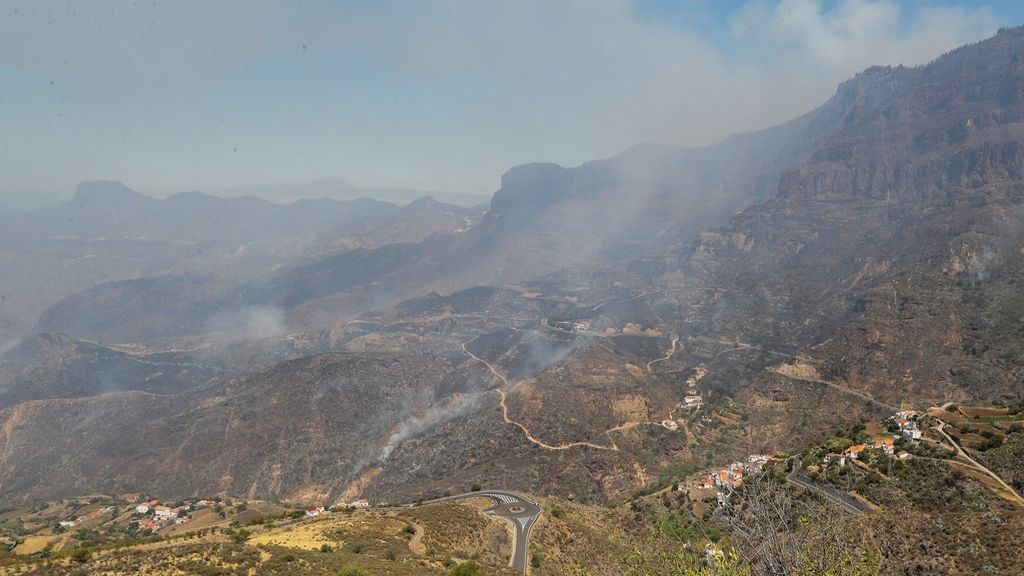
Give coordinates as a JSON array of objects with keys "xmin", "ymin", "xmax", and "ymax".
[{"xmin": 661, "ymin": 26, "xmax": 1024, "ymax": 408}]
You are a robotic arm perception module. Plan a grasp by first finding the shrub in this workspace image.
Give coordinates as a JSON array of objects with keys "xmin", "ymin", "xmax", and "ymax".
[
  {"xmin": 69, "ymin": 546, "xmax": 91, "ymax": 563},
  {"xmin": 448, "ymin": 561, "xmax": 487, "ymax": 576}
]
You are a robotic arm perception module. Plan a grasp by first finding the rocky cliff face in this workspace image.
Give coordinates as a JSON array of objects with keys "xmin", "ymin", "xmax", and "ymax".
[{"xmin": 658, "ymin": 26, "xmax": 1024, "ymax": 409}]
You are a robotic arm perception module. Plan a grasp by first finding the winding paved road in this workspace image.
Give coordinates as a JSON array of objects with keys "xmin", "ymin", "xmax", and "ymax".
[
  {"xmin": 412, "ymin": 490, "xmax": 541, "ymax": 574},
  {"xmin": 786, "ymin": 456, "xmax": 872, "ymax": 515}
]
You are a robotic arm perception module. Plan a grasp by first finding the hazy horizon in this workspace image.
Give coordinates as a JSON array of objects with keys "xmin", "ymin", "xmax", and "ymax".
[
  {"xmin": 2, "ymin": 0, "xmax": 1022, "ymax": 214},
  {"xmin": 0, "ymin": 177, "xmax": 493, "ymax": 215},
  {"xmin": 4, "ymin": 5, "xmax": 1024, "ymax": 571}
]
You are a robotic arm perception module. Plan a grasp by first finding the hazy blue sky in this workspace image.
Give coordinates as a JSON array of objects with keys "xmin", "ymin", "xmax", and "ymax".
[{"xmin": 1, "ymin": 0, "xmax": 1021, "ymax": 209}]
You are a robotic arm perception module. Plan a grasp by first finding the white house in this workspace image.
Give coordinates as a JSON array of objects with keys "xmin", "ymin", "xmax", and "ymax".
[
  {"xmin": 872, "ymin": 436, "xmax": 895, "ymax": 455},
  {"xmin": 153, "ymin": 506, "xmax": 175, "ymax": 521},
  {"xmin": 747, "ymin": 454, "xmax": 769, "ymax": 472},
  {"xmin": 844, "ymin": 444, "xmax": 866, "ymax": 460},
  {"xmin": 904, "ymin": 428, "xmax": 923, "ymax": 440},
  {"xmin": 682, "ymin": 395, "xmax": 704, "ymax": 409}
]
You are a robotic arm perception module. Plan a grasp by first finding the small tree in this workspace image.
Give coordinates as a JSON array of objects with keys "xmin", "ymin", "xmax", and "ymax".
[{"xmin": 69, "ymin": 546, "xmax": 91, "ymax": 564}]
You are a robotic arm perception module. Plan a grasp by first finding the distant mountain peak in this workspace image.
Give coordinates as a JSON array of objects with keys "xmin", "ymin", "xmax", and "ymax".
[
  {"xmin": 405, "ymin": 195, "xmax": 442, "ymax": 209},
  {"xmin": 165, "ymin": 190, "xmax": 222, "ymax": 203},
  {"xmin": 490, "ymin": 163, "xmax": 572, "ymax": 216},
  {"xmin": 72, "ymin": 181, "xmax": 151, "ymax": 206}
]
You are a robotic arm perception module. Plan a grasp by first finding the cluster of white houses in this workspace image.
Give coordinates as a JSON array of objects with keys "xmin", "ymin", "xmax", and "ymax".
[
  {"xmin": 891, "ymin": 410, "xmax": 923, "ymax": 440},
  {"xmin": 681, "ymin": 454, "xmax": 771, "ymax": 505},
  {"xmin": 823, "ymin": 410, "xmax": 924, "ymax": 468},
  {"xmin": 305, "ymin": 499, "xmax": 370, "ymax": 518},
  {"xmin": 678, "ymin": 366, "xmax": 709, "ymax": 411},
  {"xmin": 552, "ymin": 320, "xmax": 590, "ymax": 334},
  {"xmin": 55, "ymin": 493, "xmax": 376, "ymax": 535},
  {"xmin": 58, "ymin": 502, "xmax": 176, "ymax": 532},
  {"xmin": 131, "ymin": 500, "xmax": 192, "ymax": 531},
  {"xmin": 824, "ymin": 435, "xmax": 898, "ymax": 468}
]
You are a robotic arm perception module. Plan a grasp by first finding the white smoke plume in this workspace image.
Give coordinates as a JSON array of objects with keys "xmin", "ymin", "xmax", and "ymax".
[
  {"xmin": 377, "ymin": 392, "xmax": 484, "ymax": 463},
  {"xmin": 0, "ymin": 338, "xmax": 21, "ymax": 357},
  {"xmin": 204, "ymin": 305, "xmax": 288, "ymax": 346}
]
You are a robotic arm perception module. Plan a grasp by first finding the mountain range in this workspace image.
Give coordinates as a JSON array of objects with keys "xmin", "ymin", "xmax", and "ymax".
[{"xmin": 2, "ymin": 27, "xmax": 1024, "ymax": 511}]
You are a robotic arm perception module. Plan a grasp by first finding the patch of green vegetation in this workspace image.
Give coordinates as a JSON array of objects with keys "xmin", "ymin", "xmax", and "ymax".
[
  {"xmin": 972, "ymin": 434, "xmax": 1005, "ymax": 452},
  {"xmin": 621, "ymin": 547, "xmax": 752, "ymax": 576},
  {"xmin": 654, "ymin": 512, "xmax": 726, "ymax": 543},
  {"xmin": 448, "ymin": 560, "xmax": 488, "ymax": 575},
  {"xmin": 978, "ymin": 431, "xmax": 1024, "ymax": 493},
  {"xmin": 861, "ymin": 458, "xmax": 990, "ymax": 512}
]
